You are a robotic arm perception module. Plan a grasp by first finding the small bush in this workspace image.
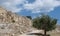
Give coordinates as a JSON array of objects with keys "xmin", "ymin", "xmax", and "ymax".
[
  {"xmin": 1, "ymin": 27, "xmax": 5, "ymax": 29},
  {"xmin": 12, "ymin": 20, "xmax": 15, "ymax": 23}
]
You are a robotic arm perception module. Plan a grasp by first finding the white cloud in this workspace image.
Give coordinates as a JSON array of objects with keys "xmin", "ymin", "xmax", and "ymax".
[
  {"xmin": 0, "ymin": 0, "xmax": 60, "ymax": 13},
  {"xmin": 0, "ymin": 0, "xmax": 27, "ymax": 13},
  {"xmin": 24, "ymin": 0, "xmax": 60, "ymax": 13}
]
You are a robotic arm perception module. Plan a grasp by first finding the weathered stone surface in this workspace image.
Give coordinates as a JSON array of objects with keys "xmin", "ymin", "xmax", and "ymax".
[{"xmin": 0, "ymin": 7, "xmax": 33, "ymax": 36}]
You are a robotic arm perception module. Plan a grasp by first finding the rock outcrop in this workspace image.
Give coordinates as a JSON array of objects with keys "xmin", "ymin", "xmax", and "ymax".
[{"xmin": 0, "ymin": 7, "xmax": 32, "ymax": 36}]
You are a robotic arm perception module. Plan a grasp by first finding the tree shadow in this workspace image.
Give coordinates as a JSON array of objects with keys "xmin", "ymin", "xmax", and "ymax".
[{"xmin": 27, "ymin": 33, "xmax": 50, "ymax": 36}]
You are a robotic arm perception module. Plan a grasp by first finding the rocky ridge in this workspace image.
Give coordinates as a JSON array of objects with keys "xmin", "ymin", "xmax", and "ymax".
[{"xmin": 0, "ymin": 7, "xmax": 32, "ymax": 36}]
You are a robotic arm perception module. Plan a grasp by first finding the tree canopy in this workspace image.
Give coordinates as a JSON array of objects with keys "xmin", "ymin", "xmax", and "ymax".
[
  {"xmin": 33, "ymin": 14, "xmax": 57, "ymax": 31},
  {"xmin": 32, "ymin": 14, "xmax": 57, "ymax": 36}
]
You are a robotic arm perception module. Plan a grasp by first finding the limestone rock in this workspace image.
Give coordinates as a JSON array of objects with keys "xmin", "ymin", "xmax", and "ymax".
[{"xmin": 0, "ymin": 7, "xmax": 32, "ymax": 36}]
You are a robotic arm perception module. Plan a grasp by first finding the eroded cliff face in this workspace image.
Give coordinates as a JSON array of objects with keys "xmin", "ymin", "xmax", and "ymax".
[{"xmin": 0, "ymin": 7, "xmax": 32, "ymax": 36}]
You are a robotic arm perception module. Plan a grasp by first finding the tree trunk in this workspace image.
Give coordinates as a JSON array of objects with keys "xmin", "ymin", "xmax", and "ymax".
[{"xmin": 44, "ymin": 29, "xmax": 47, "ymax": 36}]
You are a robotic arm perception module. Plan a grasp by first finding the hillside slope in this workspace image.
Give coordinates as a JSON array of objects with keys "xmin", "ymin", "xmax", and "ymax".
[{"xmin": 0, "ymin": 7, "xmax": 32, "ymax": 36}]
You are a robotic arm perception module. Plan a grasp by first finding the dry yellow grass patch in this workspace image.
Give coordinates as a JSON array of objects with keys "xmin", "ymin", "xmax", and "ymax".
[{"xmin": 47, "ymin": 31, "xmax": 60, "ymax": 36}]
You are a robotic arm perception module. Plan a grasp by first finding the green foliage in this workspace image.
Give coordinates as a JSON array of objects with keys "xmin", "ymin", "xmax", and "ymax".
[
  {"xmin": 26, "ymin": 16, "xmax": 32, "ymax": 19},
  {"xmin": 11, "ymin": 17, "xmax": 15, "ymax": 23},
  {"xmin": 12, "ymin": 20, "xmax": 15, "ymax": 23},
  {"xmin": 33, "ymin": 14, "xmax": 57, "ymax": 31}
]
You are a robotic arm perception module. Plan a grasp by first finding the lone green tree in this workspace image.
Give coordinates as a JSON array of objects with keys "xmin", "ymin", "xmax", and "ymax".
[{"xmin": 33, "ymin": 14, "xmax": 57, "ymax": 36}]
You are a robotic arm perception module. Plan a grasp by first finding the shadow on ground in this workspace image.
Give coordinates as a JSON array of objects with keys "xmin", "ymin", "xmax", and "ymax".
[{"xmin": 27, "ymin": 33, "xmax": 50, "ymax": 36}]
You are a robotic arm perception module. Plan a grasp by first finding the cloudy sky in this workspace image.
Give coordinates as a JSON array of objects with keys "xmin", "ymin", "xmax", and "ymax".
[{"xmin": 0, "ymin": 0, "xmax": 60, "ymax": 24}]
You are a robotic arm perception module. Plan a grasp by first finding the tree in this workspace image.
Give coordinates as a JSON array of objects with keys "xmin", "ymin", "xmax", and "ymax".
[
  {"xmin": 32, "ymin": 14, "xmax": 57, "ymax": 36},
  {"xmin": 26, "ymin": 16, "xmax": 32, "ymax": 19}
]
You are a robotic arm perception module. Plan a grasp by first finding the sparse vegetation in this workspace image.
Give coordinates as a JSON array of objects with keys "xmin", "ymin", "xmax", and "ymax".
[
  {"xmin": 12, "ymin": 20, "xmax": 15, "ymax": 23},
  {"xmin": 1, "ymin": 27, "xmax": 5, "ymax": 29},
  {"xmin": 26, "ymin": 16, "xmax": 32, "ymax": 19}
]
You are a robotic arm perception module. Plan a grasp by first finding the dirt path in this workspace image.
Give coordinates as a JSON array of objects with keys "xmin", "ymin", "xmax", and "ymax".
[{"xmin": 19, "ymin": 30, "xmax": 43, "ymax": 36}]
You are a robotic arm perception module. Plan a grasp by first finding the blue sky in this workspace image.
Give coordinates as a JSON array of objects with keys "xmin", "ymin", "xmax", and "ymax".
[
  {"xmin": 17, "ymin": 6, "xmax": 60, "ymax": 24},
  {"xmin": 48, "ymin": 6, "xmax": 60, "ymax": 24},
  {"xmin": 0, "ymin": 0, "xmax": 60, "ymax": 24}
]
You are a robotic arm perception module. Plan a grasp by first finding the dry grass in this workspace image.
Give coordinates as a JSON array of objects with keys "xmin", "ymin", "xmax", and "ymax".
[{"xmin": 47, "ymin": 31, "xmax": 60, "ymax": 36}]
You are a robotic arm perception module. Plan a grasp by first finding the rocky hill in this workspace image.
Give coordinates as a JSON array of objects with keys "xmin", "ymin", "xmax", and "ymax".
[{"xmin": 0, "ymin": 7, "xmax": 33, "ymax": 36}]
